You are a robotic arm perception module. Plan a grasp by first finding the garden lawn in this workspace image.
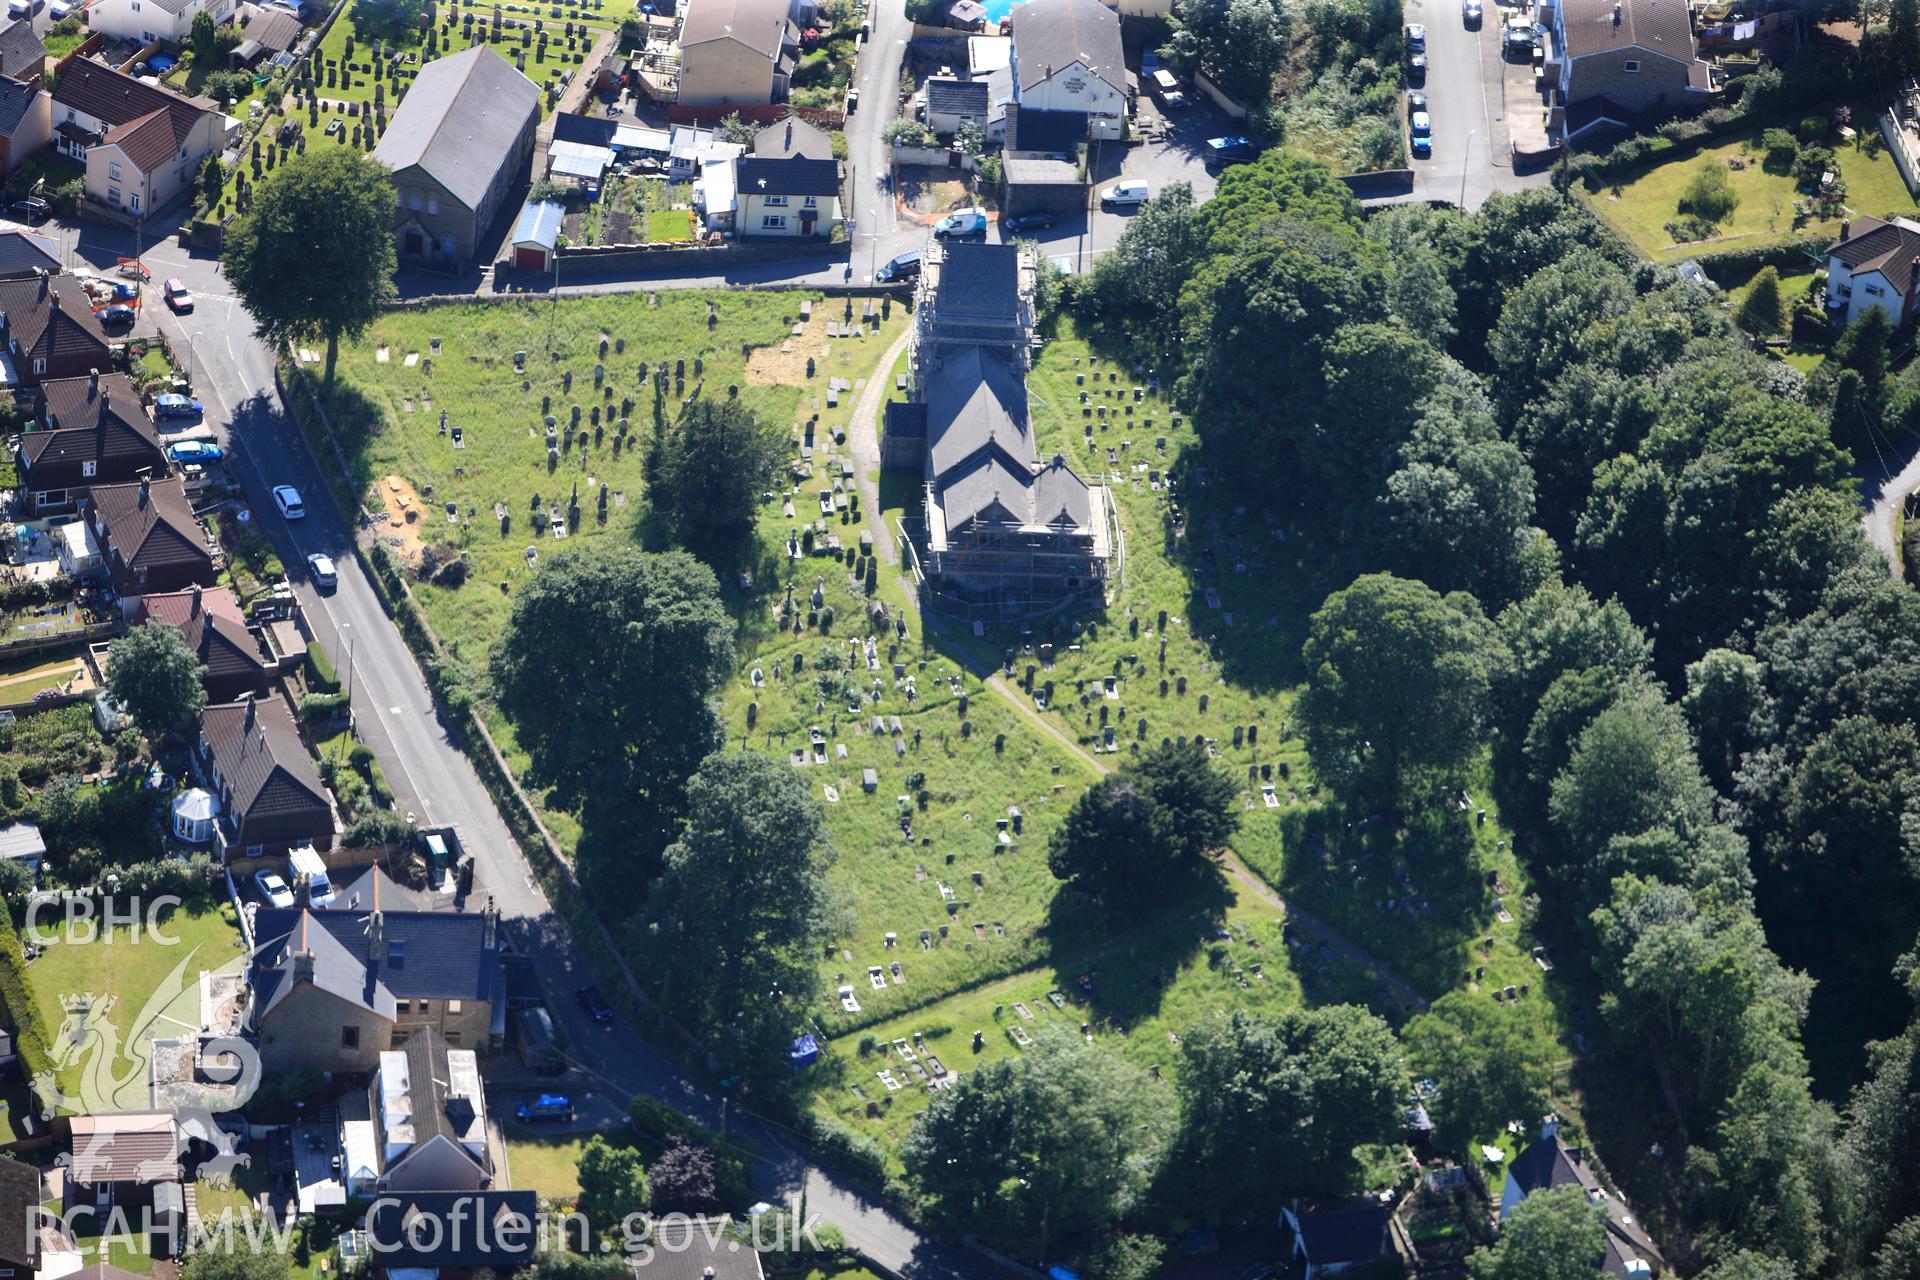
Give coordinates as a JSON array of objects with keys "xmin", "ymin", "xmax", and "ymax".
[
  {"xmin": 501, "ymin": 1124, "xmax": 590, "ymax": 1201},
  {"xmin": 646, "ymin": 208, "xmax": 695, "ymax": 242},
  {"xmin": 0, "ymin": 654, "xmax": 86, "ymax": 703},
  {"xmin": 26, "ymin": 899, "xmax": 245, "ymax": 1113},
  {"xmin": 1586, "ymin": 114, "xmax": 1918, "ymax": 261}
]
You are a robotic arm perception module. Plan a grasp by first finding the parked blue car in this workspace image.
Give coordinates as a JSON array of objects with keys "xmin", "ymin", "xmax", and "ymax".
[
  {"xmin": 516, "ymin": 1094, "xmax": 575, "ymax": 1123},
  {"xmin": 167, "ymin": 440, "xmax": 222, "ymax": 464},
  {"xmin": 154, "ymin": 393, "xmax": 204, "ymax": 419}
]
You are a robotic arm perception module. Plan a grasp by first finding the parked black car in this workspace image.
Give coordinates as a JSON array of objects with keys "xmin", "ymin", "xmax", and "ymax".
[
  {"xmin": 877, "ymin": 250, "xmax": 923, "ymax": 283},
  {"xmin": 1003, "ymin": 211, "xmax": 1059, "ymax": 233},
  {"xmin": 577, "ymin": 984, "xmax": 614, "ymax": 1023}
]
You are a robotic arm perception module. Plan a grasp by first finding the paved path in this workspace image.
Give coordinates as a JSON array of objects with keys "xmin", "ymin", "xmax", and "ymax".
[{"xmin": 1862, "ymin": 432, "xmax": 1920, "ymax": 577}]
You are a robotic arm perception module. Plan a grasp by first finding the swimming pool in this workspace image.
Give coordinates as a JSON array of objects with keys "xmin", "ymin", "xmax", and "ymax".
[{"xmin": 979, "ymin": 0, "xmax": 1035, "ymax": 26}]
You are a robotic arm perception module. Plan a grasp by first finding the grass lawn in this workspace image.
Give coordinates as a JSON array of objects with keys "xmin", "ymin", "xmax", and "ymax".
[
  {"xmin": 0, "ymin": 653, "xmax": 87, "ymax": 703},
  {"xmin": 42, "ymin": 25, "xmax": 86, "ymax": 58},
  {"xmin": 0, "ymin": 600, "xmax": 88, "ymax": 646},
  {"xmin": 316, "ymin": 292, "xmax": 906, "ymax": 674},
  {"xmin": 26, "ymin": 900, "xmax": 245, "ymax": 1113},
  {"xmin": 501, "ymin": 1124, "xmax": 592, "ymax": 1200},
  {"xmin": 1584, "ymin": 111, "xmax": 1919, "ymax": 260},
  {"xmin": 646, "ymin": 208, "xmax": 694, "ymax": 242}
]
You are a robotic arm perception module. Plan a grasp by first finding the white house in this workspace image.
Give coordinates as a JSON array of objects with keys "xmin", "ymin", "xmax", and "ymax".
[
  {"xmin": 734, "ymin": 155, "xmax": 838, "ymax": 237},
  {"xmin": 1503, "ymin": 1118, "xmax": 1664, "ymax": 1276},
  {"xmin": 50, "ymin": 61, "xmax": 225, "ymax": 217},
  {"xmin": 1825, "ymin": 215, "xmax": 1920, "ymax": 331},
  {"xmin": 1009, "ymin": 0, "xmax": 1126, "ymax": 142},
  {"xmin": 89, "ymin": 0, "xmax": 236, "ymax": 46}
]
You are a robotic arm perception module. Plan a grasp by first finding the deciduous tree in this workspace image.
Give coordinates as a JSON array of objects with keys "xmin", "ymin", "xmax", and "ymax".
[
  {"xmin": 649, "ymin": 398, "xmax": 785, "ymax": 543},
  {"xmin": 1402, "ymin": 992, "xmax": 1553, "ymax": 1156},
  {"xmin": 1466, "ymin": 1185, "xmax": 1606, "ymax": 1280},
  {"xmin": 106, "ymin": 622, "xmax": 207, "ymax": 744},
  {"xmin": 222, "ymin": 148, "xmax": 395, "ymax": 382},
  {"xmin": 577, "ymin": 1136, "xmax": 648, "ymax": 1225}
]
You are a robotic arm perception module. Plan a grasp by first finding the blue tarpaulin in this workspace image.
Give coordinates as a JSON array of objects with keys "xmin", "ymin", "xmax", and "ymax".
[{"xmin": 787, "ymin": 1034, "xmax": 821, "ymax": 1068}]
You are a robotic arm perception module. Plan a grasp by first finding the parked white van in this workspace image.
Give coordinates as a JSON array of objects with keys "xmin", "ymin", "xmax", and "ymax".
[
  {"xmin": 288, "ymin": 844, "xmax": 335, "ymax": 907},
  {"xmin": 1101, "ymin": 181, "xmax": 1150, "ymax": 208}
]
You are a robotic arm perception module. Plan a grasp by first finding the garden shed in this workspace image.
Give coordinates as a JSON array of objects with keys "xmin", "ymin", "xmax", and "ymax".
[{"xmin": 511, "ymin": 200, "xmax": 565, "ymax": 272}]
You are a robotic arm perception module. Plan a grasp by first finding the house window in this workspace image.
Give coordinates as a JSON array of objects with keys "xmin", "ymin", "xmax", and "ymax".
[
  {"xmin": 395, "ymin": 999, "xmax": 410, "ymax": 1013},
  {"xmin": 1867, "ymin": 284, "xmax": 1886, "ymax": 296},
  {"xmin": 245, "ymin": 844, "xmax": 262, "ymax": 856},
  {"xmin": 440, "ymin": 233, "xmax": 455, "ymax": 255},
  {"xmin": 765, "ymin": 194, "xmax": 789, "ymax": 207},
  {"xmin": 108, "ymin": 161, "xmax": 121, "ymax": 181},
  {"xmin": 445, "ymin": 1032, "xmax": 461, "ymax": 1045},
  {"xmin": 448, "ymin": 1000, "xmax": 462, "ymax": 1013},
  {"xmin": 1623, "ymin": 59, "xmax": 1641, "ymax": 71},
  {"xmin": 417, "ymin": 1000, "xmax": 432, "ymax": 1014},
  {"xmin": 108, "ymin": 187, "xmax": 120, "ymax": 205},
  {"xmin": 129, "ymin": 1, "xmax": 139, "ymax": 9},
  {"xmin": 762, "ymin": 215, "xmax": 787, "ymax": 229},
  {"xmin": 408, "ymin": 193, "xmax": 422, "ymax": 211},
  {"xmin": 81, "ymin": 460, "xmax": 95, "ymax": 477},
  {"xmin": 391, "ymin": 1031, "xmax": 408, "ymax": 1048},
  {"xmin": 64, "ymin": 108, "xmax": 73, "ymax": 122},
  {"xmin": 427, "ymin": 197, "xmax": 438, "ymax": 215},
  {"xmin": 803, "ymin": 196, "xmax": 817, "ymax": 208},
  {"xmin": 340, "ymin": 1026, "xmax": 359, "ymax": 1049}
]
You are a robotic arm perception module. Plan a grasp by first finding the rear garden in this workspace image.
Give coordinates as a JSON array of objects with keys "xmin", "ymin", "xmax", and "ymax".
[
  {"xmin": 1580, "ymin": 105, "xmax": 1917, "ymax": 260},
  {"xmin": 563, "ymin": 175, "xmax": 698, "ymax": 246}
]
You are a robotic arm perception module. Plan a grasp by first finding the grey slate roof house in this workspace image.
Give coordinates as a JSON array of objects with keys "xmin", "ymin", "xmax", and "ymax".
[
  {"xmin": 902, "ymin": 241, "xmax": 1108, "ymax": 617},
  {"xmin": 373, "ymin": 45, "xmax": 539, "ymax": 268},
  {"xmin": 1008, "ymin": 0, "xmax": 1126, "ymax": 140},
  {"xmin": 735, "ymin": 155, "xmax": 840, "ymax": 237},
  {"xmin": 925, "ymin": 76, "xmax": 989, "ymax": 136},
  {"xmin": 0, "ymin": 19, "xmax": 47, "ymax": 82},
  {"xmin": 1501, "ymin": 1120, "xmax": 1664, "ymax": 1276},
  {"xmin": 0, "ymin": 230, "xmax": 61, "ymax": 278},
  {"xmin": 0, "ymin": 1154, "xmax": 39, "ymax": 1277},
  {"xmin": 752, "ymin": 113, "xmax": 833, "ymax": 160},
  {"xmin": 16, "ymin": 372, "xmax": 166, "ymax": 514},
  {"xmin": 194, "ymin": 693, "xmax": 332, "ymax": 861},
  {"xmin": 675, "ymin": 0, "xmax": 800, "ymax": 108},
  {"xmin": 248, "ymin": 899, "xmax": 503, "ymax": 1074}
]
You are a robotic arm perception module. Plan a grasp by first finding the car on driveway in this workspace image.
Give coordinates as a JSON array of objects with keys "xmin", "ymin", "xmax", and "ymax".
[
  {"xmin": 877, "ymin": 250, "xmax": 922, "ymax": 283},
  {"xmin": 167, "ymin": 439, "xmax": 222, "ymax": 464},
  {"xmin": 1405, "ymin": 22, "xmax": 1426, "ymax": 48},
  {"xmin": 8, "ymin": 196, "xmax": 46, "ymax": 222},
  {"xmin": 153, "ymin": 393, "xmax": 203, "ymax": 419},
  {"xmin": 577, "ymin": 984, "xmax": 614, "ymax": 1023},
  {"xmin": 933, "ymin": 207, "xmax": 988, "ymax": 239},
  {"xmin": 273, "ymin": 485, "xmax": 305, "ymax": 520},
  {"xmin": 254, "ymin": 870, "xmax": 295, "ymax": 909},
  {"xmin": 1100, "ymin": 181, "xmax": 1150, "ymax": 207},
  {"xmin": 306, "ymin": 552, "xmax": 337, "ymax": 588},
  {"xmin": 516, "ymin": 1094, "xmax": 576, "ymax": 1123},
  {"xmin": 1410, "ymin": 112, "xmax": 1433, "ymax": 158},
  {"xmin": 99, "ymin": 304, "xmax": 135, "ymax": 327},
  {"xmin": 1003, "ymin": 210, "xmax": 1058, "ymax": 233},
  {"xmin": 164, "ymin": 278, "xmax": 193, "ymax": 313}
]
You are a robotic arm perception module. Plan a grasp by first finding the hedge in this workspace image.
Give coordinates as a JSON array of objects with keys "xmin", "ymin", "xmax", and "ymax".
[
  {"xmin": 1689, "ymin": 234, "xmax": 1830, "ymax": 287},
  {"xmin": 306, "ymin": 642, "xmax": 341, "ymax": 693},
  {"xmin": 0, "ymin": 905, "xmax": 55, "ymax": 1094},
  {"xmin": 300, "ymin": 691, "xmax": 352, "ymax": 721}
]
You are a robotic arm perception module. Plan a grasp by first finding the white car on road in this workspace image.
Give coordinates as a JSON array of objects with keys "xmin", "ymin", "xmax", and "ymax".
[
  {"xmin": 273, "ymin": 485, "xmax": 305, "ymax": 520},
  {"xmin": 306, "ymin": 552, "xmax": 337, "ymax": 588}
]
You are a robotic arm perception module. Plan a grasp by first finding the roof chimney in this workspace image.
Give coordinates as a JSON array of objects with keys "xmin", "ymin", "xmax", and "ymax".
[
  {"xmin": 190, "ymin": 583, "xmax": 202, "ymax": 617},
  {"xmin": 88, "ymin": 368, "xmax": 98, "ymax": 395},
  {"xmin": 1842, "ymin": 218, "xmax": 1852, "ymax": 238},
  {"xmin": 292, "ymin": 913, "xmax": 316, "ymax": 983},
  {"xmin": 1612, "ymin": 1, "xmax": 1621, "ymax": 20},
  {"xmin": 368, "ymin": 909, "xmax": 385, "ymax": 961},
  {"xmin": 482, "ymin": 896, "xmax": 498, "ymax": 951},
  {"xmin": 138, "ymin": 474, "xmax": 149, "ymax": 506},
  {"xmin": 242, "ymin": 692, "xmax": 256, "ymax": 730}
]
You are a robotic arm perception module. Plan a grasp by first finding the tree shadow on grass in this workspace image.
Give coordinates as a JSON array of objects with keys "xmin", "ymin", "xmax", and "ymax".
[
  {"xmin": 1039, "ymin": 864, "xmax": 1234, "ymax": 1030},
  {"xmin": 300, "ymin": 375, "xmax": 384, "ymax": 499}
]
